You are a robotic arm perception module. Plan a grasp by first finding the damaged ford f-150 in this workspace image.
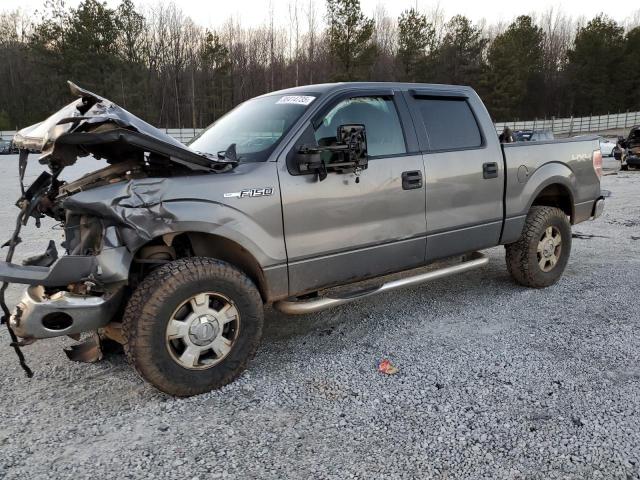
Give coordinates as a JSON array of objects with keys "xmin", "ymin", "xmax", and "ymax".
[{"xmin": 0, "ymin": 81, "xmax": 605, "ymax": 396}]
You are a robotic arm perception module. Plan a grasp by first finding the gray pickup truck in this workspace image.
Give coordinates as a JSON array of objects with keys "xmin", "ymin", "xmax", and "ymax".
[{"xmin": 1, "ymin": 82, "xmax": 604, "ymax": 396}]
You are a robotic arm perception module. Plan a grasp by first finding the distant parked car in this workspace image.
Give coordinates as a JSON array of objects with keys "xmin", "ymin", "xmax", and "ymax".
[
  {"xmin": 514, "ymin": 130, "xmax": 555, "ymax": 142},
  {"xmin": 0, "ymin": 138, "xmax": 13, "ymax": 154},
  {"xmin": 598, "ymin": 137, "xmax": 617, "ymax": 157}
]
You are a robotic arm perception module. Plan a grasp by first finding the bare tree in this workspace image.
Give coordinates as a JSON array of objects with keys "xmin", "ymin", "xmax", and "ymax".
[
  {"xmin": 289, "ymin": 0, "xmax": 301, "ymax": 85},
  {"xmin": 268, "ymin": 1, "xmax": 275, "ymax": 90},
  {"xmin": 372, "ymin": 4, "xmax": 396, "ymax": 80},
  {"xmin": 623, "ymin": 8, "xmax": 640, "ymax": 31},
  {"xmin": 304, "ymin": 0, "xmax": 318, "ymax": 83},
  {"xmin": 426, "ymin": 2, "xmax": 446, "ymax": 43}
]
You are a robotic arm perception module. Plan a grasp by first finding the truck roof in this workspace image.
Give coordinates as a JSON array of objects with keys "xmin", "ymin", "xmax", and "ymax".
[{"xmin": 265, "ymin": 82, "xmax": 475, "ymax": 97}]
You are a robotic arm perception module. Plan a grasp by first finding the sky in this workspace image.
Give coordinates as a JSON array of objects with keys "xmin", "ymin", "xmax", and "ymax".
[{"xmin": 0, "ymin": 0, "xmax": 634, "ymax": 29}]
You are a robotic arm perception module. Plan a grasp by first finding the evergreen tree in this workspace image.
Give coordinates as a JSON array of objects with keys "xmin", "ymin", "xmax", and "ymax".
[
  {"xmin": 113, "ymin": 0, "xmax": 146, "ymax": 111},
  {"xmin": 566, "ymin": 15, "xmax": 625, "ymax": 115},
  {"xmin": 325, "ymin": 0, "xmax": 376, "ymax": 80},
  {"xmin": 622, "ymin": 27, "xmax": 640, "ymax": 112},
  {"xmin": 397, "ymin": 8, "xmax": 434, "ymax": 82},
  {"xmin": 201, "ymin": 31, "xmax": 231, "ymax": 120},
  {"xmin": 484, "ymin": 16, "xmax": 544, "ymax": 119},
  {"xmin": 116, "ymin": 0, "xmax": 145, "ymax": 65},
  {"xmin": 428, "ymin": 15, "xmax": 487, "ymax": 88},
  {"xmin": 65, "ymin": 0, "xmax": 121, "ymax": 93}
]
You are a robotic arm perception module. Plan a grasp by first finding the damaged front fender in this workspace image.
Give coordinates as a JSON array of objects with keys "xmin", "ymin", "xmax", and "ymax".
[{"xmin": 62, "ymin": 162, "xmax": 287, "ymax": 267}]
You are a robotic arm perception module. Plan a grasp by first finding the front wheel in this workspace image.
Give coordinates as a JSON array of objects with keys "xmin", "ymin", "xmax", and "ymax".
[
  {"xmin": 505, "ymin": 206, "xmax": 572, "ymax": 288},
  {"xmin": 122, "ymin": 257, "xmax": 263, "ymax": 396}
]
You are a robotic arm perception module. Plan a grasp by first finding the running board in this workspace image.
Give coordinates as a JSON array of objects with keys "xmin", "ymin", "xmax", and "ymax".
[{"xmin": 274, "ymin": 251, "xmax": 489, "ymax": 315}]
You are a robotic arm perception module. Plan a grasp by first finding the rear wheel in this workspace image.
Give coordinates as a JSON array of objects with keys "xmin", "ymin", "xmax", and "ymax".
[
  {"xmin": 505, "ymin": 206, "xmax": 572, "ymax": 288},
  {"xmin": 122, "ymin": 257, "xmax": 263, "ymax": 396}
]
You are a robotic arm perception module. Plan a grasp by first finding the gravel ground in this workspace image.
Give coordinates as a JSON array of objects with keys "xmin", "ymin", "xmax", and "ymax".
[{"xmin": 0, "ymin": 155, "xmax": 639, "ymax": 479}]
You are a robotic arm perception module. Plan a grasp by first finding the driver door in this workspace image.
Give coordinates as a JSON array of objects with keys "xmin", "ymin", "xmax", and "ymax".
[{"xmin": 278, "ymin": 93, "xmax": 427, "ymax": 295}]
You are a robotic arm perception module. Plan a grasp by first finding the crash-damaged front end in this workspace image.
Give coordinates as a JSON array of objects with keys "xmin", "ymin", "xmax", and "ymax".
[
  {"xmin": 8, "ymin": 222, "xmax": 129, "ymax": 342},
  {"xmin": 0, "ymin": 81, "xmax": 238, "ymax": 366}
]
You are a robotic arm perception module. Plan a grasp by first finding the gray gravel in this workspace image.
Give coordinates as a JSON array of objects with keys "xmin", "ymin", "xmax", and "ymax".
[{"xmin": 1, "ymin": 155, "xmax": 639, "ymax": 479}]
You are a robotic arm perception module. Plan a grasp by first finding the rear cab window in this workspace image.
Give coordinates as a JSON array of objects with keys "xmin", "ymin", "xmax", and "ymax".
[{"xmin": 411, "ymin": 96, "xmax": 483, "ymax": 151}]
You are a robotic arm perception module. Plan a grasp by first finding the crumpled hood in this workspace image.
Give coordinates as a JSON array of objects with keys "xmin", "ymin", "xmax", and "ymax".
[{"xmin": 13, "ymin": 81, "xmax": 235, "ymax": 172}]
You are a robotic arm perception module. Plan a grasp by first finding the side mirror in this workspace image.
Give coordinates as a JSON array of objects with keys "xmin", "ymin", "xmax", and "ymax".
[
  {"xmin": 337, "ymin": 124, "xmax": 368, "ymax": 166},
  {"xmin": 296, "ymin": 124, "xmax": 368, "ymax": 181}
]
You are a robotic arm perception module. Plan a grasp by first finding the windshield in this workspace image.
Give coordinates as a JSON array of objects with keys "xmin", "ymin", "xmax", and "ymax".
[{"xmin": 189, "ymin": 94, "xmax": 316, "ymax": 162}]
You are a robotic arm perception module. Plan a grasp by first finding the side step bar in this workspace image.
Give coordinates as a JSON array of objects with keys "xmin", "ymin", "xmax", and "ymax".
[{"xmin": 274, "ymin": 251, "xmax": 489, "ymax": 315}]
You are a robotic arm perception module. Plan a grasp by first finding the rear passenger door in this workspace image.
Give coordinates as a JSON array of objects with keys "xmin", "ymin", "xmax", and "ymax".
[{"xmin": 404, "ymin": 91, "xmax": 504, "ymax": 261}]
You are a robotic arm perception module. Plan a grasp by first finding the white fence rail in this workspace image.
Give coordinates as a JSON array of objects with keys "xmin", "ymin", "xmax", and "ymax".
[
  {"xmin": 495, "ymin": 111, "xmax": 640, "ymax": 136},
  {"xmin": 163, "ymin": 128, "xmax": 203, "ymax": 143},
  {"xmin": 2, "ymin": 111, "xmax": 638, "ymax": 145}
]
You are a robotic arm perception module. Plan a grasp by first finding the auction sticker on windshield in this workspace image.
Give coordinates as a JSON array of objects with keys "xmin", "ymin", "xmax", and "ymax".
[{"xmin": 276, "ymin": 95, "xmax": 315, "ymax": 106}]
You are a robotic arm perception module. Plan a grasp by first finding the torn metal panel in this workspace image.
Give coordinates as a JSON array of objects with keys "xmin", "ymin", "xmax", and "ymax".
[
  {"xmin": 22, "ymin": 240, "xmax": 58, "ymax": 267},
  {"xmin": 12, "ymin": 81, "xmax": 236, "ymax": 173},
  {"xmin": 64, "ymin": 333, "xmax": 103, "ymax": 363}
]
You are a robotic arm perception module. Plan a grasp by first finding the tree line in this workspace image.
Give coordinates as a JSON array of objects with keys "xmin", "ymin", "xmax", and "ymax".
[{"xmin": 0, "ymin": 0, "xmax": 638, "ymax": 131}]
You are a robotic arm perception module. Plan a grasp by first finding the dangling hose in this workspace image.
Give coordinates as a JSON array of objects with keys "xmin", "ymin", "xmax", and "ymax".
[
  {"xmin": 0, "ymin": 208, "xmax": 33, "ymax": 378},
  {"xmin": 0, "ymin": 149, "xmax": 34, "ymax": 377}
]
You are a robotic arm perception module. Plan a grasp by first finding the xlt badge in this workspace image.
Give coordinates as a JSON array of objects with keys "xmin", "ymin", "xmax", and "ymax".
[{"xmin": 224, "ymin": 187, "xmax": 274, "ymax": 199}]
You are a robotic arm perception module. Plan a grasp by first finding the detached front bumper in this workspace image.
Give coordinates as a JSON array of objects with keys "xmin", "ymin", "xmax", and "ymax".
[
  {"xmin": 10, "ymin": 286, "xmax": 123, "ymax": 340},
  {"xmin": 0, "ymin": 256, "xmax": 97, "ymax": 286},
  {"xmin": 1, "ymin": 242, "xmax": 132, "ymax": 340}
]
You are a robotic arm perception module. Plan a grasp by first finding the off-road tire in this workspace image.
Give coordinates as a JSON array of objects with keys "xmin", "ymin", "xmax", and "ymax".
[
  {"xmin": 122, "ymin": 257, "xmax": 263, "ymax": 396},
  {"xmin": 505, "ymin": 206, "xmax": 572, "ymax": 288}
]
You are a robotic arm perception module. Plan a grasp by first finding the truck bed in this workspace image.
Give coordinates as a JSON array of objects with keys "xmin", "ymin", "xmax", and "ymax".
[{"xmin": 500, "ymin": 136, "xmax": 602, "ymax": 244}]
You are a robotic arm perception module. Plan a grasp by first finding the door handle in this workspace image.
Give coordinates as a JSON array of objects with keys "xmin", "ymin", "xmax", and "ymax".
[
  {"xmin": 401, "ymin": 170, "xmax": 423, "ymax": 190},
  {"xmin": 482, "ymin": 162, "xmax": 499, "ymax": 179}
]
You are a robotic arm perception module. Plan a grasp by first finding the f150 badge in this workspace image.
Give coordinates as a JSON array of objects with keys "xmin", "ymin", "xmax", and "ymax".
[
  {"xmin": 571, "ymin": 153, "xmax": 590, "ymax": 161},
  {"xmin": 224, "ymin": 187, "xmax": 274, "ymax": 199}
]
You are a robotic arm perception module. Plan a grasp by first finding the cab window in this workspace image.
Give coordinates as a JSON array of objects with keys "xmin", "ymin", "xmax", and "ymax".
[
  {"xmin": 415, "ymin": 97, "xmax": 482, "ymax": 151},
  {"xmin": 314, "ymin": 96, "xmax": 406, "ymax": 157}
]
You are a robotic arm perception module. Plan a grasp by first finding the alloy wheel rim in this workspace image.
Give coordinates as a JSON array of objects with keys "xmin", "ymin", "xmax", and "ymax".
[
  {"xmin": 537, "ymin": 226, "xmax": 562, "ymax": 272},
  {"xmin": 165, "ymin": 292, "xmax": 240, "ymax": 370}
]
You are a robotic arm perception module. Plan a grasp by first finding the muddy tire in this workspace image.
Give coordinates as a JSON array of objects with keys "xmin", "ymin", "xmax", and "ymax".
[
  {"xmin": 505, "ymin": 206, "xmax": 572, "ymax": 288},
  {"xmin": 122, "ymin": 257, "xmax": 263, "ymax": 396}
]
